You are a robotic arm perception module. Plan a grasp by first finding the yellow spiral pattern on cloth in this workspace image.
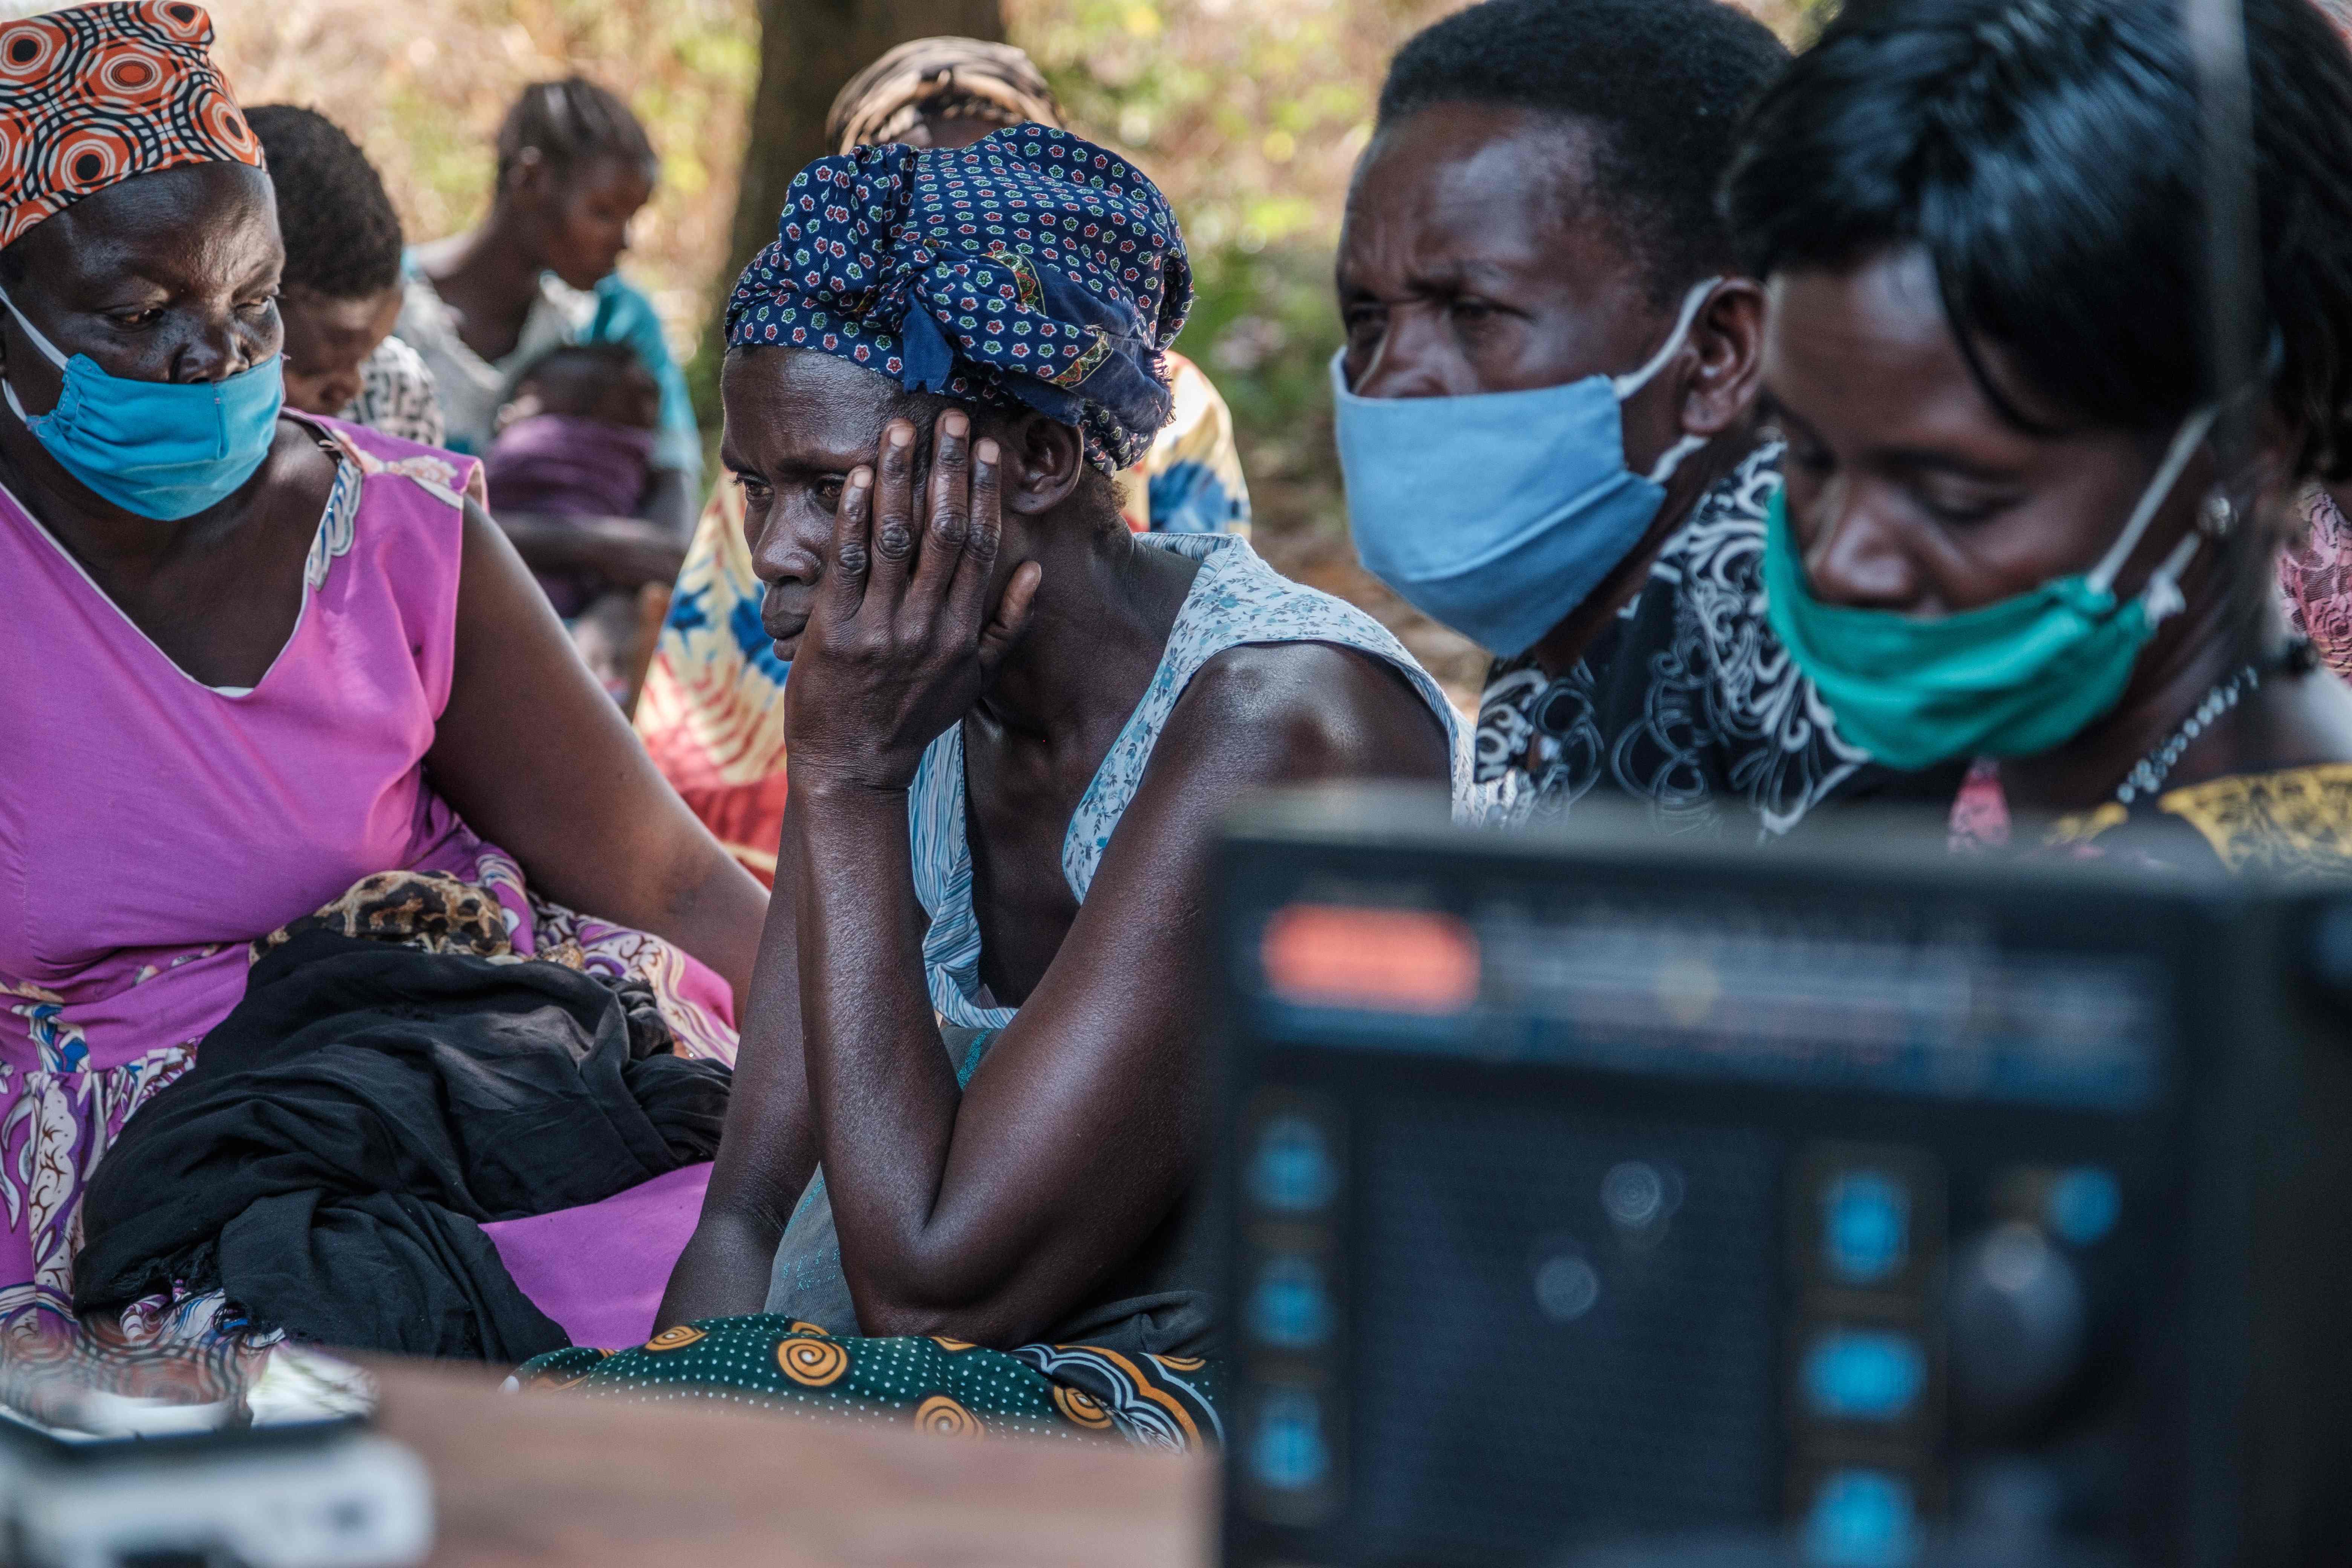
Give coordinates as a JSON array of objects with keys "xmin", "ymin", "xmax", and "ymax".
[
  {"xmin": 1051, "ymin": 1384, "xmax": 1114, "ymax": 1430},
  {"xmin": 1155, "ymin": 1355, "xmax": 1206, "ymax": 1372},
  {"xmin": 914, "ymin": 1394, "xmax": 983, "ymax": 1436},
  {"xmin": 929, "ymin": 1337, "xmax": 975, "ymax": 1352},
  {"xmin": 644, "ymin": 1326, "xmax": 706, "ymax": 1352},
  {"xmin": 788, "ymin": 1321, "xmax": 832, "ymax": 1338},
  {"xmin": 778, "ymin": 1335, "xmax": 850, "ymax": 1387}
]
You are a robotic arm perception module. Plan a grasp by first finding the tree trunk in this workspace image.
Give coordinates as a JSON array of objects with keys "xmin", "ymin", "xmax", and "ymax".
[{"xmin": 695, "ymin": 0, "xmax": 1005, "ymax": 422}]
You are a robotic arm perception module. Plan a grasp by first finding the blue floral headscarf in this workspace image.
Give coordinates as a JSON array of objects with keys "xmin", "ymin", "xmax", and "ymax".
[{"xmin": 724, "ymin": 126, "xmax": 1191, "ymax": 474}]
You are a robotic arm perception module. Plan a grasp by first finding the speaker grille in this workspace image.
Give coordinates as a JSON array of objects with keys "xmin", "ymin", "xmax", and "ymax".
[{"xmin": 1356, "ymin": 1098, "xmax": 1784, "ymax": 1557}]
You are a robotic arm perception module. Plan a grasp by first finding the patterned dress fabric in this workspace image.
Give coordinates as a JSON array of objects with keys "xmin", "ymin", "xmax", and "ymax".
[
  {"xmin": 635, "ymin": 350, "xmax": 1250, "ymax": 884},
  {"xmin": 0, "ymin": 2, "xmax": 261, "ymax": 248},
  {"xmin": 2278, "ymin": 487, "xmax": 2352, "ymax": 680},
  {"xmin": 1952, "ymin": 763, "xmax": 2352, "ymax": 877},
  {"xmin": 338, "ymin": 335, "xmax": 444, "ymax": 448},
  {"xmin": 0, "ymin": 413, "xmax": 733, "ymax": 1340},
  {"xmin": 724, "ymin": 126, "xmax": 1188, "ymax": 474},
  {"xmin": 518, "ymin": 1317, "xmax": 1219, "ymax": 1450},
  {"xmin": 1472, "ymin": 441, "xmax": 1899, "ymax": 838}
]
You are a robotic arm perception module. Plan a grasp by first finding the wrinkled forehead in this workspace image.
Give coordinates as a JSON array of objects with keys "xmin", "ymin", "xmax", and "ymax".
[
  {"xmin": 15, "ymin": 161, "xmax": 280, "ymax": 295},
  {"xmin": 1343, "ymin": 104, "xmax": 1612, "ymax": 274},
  {"xmin": 721, "ymin": 345, "xmax": 906, "ymax": 468}
]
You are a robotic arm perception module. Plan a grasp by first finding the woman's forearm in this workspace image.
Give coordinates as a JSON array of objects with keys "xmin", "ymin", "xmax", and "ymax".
[
  {"xmin": 657, "ymin": 831, "xmax": 818, "ymax": 1328},
  {"xmin": 654, "ymin": 843, "xmax": 768, "ymax": 1019},
  {"xmin": 492, "ymin": 510, "xmax": 688, "ymax": 587},
  {"xmin": 655, "ymin": 1207, "xmax": 785, "ymax": 1329},
  {"xmin": 790, "ymin": 777, "xmax": 976, "ymax": 1315}
]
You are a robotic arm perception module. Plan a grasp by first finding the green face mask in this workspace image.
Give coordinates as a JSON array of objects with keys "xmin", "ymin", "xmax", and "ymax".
[{"xmin": 1761, "ymin": 408, "xmax": 2218, "ymax": 773}]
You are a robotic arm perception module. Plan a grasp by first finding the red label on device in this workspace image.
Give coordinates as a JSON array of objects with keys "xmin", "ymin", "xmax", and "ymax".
[{"xmin": 1261, "ymin": 905, "xmax": 1480, "ymax": 1014}]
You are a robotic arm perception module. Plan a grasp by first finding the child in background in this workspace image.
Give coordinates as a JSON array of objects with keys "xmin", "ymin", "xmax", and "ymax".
[
  {"xmin": 484, "ymin": 343, "xmax": 671, "ymax": 705},
  {"xmin": 245, "ymin": 105, "xmax": 443, "ymax": 444}
]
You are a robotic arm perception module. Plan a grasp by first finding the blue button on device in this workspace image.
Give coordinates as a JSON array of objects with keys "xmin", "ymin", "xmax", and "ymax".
[
  {"xmin": 2048, "ymin": 1166, "xmax": 2122, "ymax": 1247},
  {"xmin": 1823, "ymin": 1171, "xmax": 1909, "ymax": 1285},
  {"xmin": 1251, "ymin": 1115, "xmax": 1337, "ymax": 1213},
  {"xmin": 1251, "ymin": 1389, "xmax": 1329, "ymax": 1492},
  {"xmin": 1250, "ymin": 1256, "xmax": 1332, "ymax": 1349},
  {"xmin": 1804, "ymin": 1328, "xmax": 1926, "ymax": 1422},
  {"xmin": 1806, "ymin": 1468, "xmax": 1919, "ymax": 1568}
]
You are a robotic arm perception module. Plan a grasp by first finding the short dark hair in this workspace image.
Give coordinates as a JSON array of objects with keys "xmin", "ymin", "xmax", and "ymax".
[
  {"xmin": 496, "ymin": 77, "xmax": 658, "ymax": 190},
  {"xmin": 1375, "ymin": 0, "xmax": 1788, "ymax": 297},
  {"xmin": 247, "ymin": 105, "xmax": 403, "ymax": 302},
  {"xmin": 1724, "ymin": 0, "xmax": 2352, "ymax": 483}
]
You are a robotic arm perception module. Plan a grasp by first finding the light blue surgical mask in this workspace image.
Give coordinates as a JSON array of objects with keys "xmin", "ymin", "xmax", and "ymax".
[
  {"xmin": 1334, "ymin": 278, "xmax": 1719, "ymax": 658},
  {"xmin": 0, "ymin": 284, "xmax": 283, "ymax": 521}
]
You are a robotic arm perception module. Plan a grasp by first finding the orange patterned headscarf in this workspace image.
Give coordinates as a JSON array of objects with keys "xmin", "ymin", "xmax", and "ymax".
[{"xmin": 0, "ymin": 2, "xmax": 262, "ymax": 250}]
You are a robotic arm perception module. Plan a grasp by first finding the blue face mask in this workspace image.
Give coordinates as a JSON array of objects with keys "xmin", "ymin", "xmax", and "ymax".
[
  {"xmin": 1334, "ymin": 278, "xmax": 1719, "ymax": 659},
  {"xmin": 0, "ymin": 285, "xmax": 284, "ymax": 522}
]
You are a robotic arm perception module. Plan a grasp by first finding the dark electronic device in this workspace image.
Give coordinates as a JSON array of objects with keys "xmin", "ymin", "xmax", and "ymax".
[{"xmin": 1215, "ymin": 789, "xmax": 2352, "ymax": 1568}]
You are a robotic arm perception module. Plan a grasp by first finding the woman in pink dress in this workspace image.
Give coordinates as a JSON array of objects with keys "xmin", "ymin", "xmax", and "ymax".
[{"xmin": 0, "ymin": 2, "xmax": 764, "ymax": 1342}]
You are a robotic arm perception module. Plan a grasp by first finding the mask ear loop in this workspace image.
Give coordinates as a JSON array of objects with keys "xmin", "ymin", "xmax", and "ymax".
[
  {"xmin": 1614, "ymin": 277, "xmax": 1723, "ymax": 488},
  {"xmin": 0, "ymin": 285, "xmax": 73, "ymax": 372},
  {"xmin": 1610, "ymin": 278, "xmax": 1723, "ymax": 401},
  {"xmin": 2085, "ymin": 403, "xmax": 2221, "ymax": 622},
  {"xmin": 0, "ymin": 283, "xmax": 73, "ymax": 431}
]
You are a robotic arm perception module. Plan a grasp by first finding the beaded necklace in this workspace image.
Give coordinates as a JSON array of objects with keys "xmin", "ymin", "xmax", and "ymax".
[{"xmin": 2111, "ymin": 640, "xmax": 2318, "ymax": 805}]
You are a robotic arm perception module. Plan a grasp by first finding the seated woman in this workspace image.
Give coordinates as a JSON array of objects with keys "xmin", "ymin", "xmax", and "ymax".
[
  {"xmin": 1724, "ymin": 0, "xmax": 2352, "ymax": 873},
  {"xmin": 397, "ymin": 77, "xmax": 702, "ymax": 537},
  {"xmin": 0, "ymin": 5, "xmax": 763, "ymax": 1352},
  {"xmin": 247, "ymin": 104, "xmax": 443, "ymax": 446},
  {"xmin": 523, "ymin": 129, "xmax": 1458, "ymax": 1442},
  {"xmin": 635, "ymin": 35, "xmax": 1251, "ymax": 882}
]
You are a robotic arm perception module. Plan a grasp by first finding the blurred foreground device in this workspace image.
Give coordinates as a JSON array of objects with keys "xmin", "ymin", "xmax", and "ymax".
[
  {"xmin": 0, "ymin": 1344, "xmax": 431, "ymax": 1568},
  {"xmin": 1217, "ymin": 789, "xmax": 2352, "ymax": 1568}
]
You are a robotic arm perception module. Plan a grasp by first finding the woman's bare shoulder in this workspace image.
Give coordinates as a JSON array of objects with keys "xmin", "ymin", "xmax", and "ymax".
[{"xmin": 1160, "ymin": 640, "xmax": 1452, "ymax": 788}]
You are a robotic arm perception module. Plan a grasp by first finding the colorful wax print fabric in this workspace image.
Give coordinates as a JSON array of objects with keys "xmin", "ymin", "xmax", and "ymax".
[
  {"xmin": 2026, "ymin": 763, "xmax": 2352, "ymax": 877},
  {"xmin": 0, "ymin": 2, "xmax": 261, "ymax": 248},
  {"xmin": 517, "ymin": 1316, "xmax": 1220, "ymax": 1452}
]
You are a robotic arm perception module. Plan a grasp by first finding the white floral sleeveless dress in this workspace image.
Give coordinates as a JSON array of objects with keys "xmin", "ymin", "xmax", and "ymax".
[{"xmin": 911, "ymin": 530, "xmax": 1465, "ymax": 1029}]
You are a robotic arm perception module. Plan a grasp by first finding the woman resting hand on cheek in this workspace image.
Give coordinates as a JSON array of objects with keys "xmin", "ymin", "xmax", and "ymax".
[
  {"xmin": 520, "ymin": 128, "xmax": 1459, "ymax": 1443},
  {"xmin": 1725, "ymin": 0, "xmax": 2352, "ymax": 873}
]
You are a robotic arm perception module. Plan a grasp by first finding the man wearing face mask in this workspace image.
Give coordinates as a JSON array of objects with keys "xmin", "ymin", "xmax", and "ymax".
[{"xmin": 1340, "ymin": 0, "xmax": 1941, "ymax": 832}]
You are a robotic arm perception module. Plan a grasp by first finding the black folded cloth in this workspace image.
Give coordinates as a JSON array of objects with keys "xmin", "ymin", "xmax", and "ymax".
[{"xmin": 75, "ymin": 928, "xmax": 730, "ymax": 1363}]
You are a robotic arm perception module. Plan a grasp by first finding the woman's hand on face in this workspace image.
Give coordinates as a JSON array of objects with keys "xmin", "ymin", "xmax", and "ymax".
[{"xmin": 784, "ymin": 411, "xmax": 1043, "ymax": 793}]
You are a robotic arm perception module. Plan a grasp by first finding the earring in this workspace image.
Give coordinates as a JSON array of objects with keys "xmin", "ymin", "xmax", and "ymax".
[{"xmin": 2199, "ymin": 488, "xmax": 2237, "ymax": 538}]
